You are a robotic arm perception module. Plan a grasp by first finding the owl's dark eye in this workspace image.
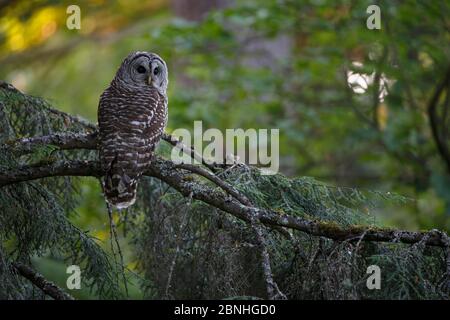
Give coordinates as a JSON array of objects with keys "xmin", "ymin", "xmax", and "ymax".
[
  {"xmin": 153, "ymin": 67, "xmax": 159, "ymax": 76},
  {"xmin": 137, "ymin": 66, "xmax": 146, "ymax": 74}
]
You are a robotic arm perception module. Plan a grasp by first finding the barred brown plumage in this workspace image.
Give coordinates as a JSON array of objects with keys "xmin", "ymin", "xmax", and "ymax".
[{"xmin": 98, "ymin": 51, "xmax": 168, "ymax": 209}]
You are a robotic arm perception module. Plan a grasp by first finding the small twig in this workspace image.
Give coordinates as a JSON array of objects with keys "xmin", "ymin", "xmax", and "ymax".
[
  {"xmin": 162, "ymin": 133, "xmax": 219, "ymax": 172},
  {"xmin": 100, "ymin": 177, "xmax": 129, "ymax": 297},
  {"xmin": 249, "ymin": 217, "xmax": 287, "ymax": 300},
  {"xmin": 175, "ymin": 162, "xmax": 251, "ymax": 206},
  {"xmin": 164, "ymin": 192, "xmax": 192, "ymax": 299},
  {"xmin": 12, "ymin": 262, "xmax": 74, "ymax": 300},
  {"xmin": 306, "ymin": 238, "xmax": 323, "ymax": 273},
  {"xmin": 355, "ymin": 230, "xmax": 368, "ymax": 252},
  {"xmin": 105, "ymin": 196, "xmax": 129, "ymax": 297}
]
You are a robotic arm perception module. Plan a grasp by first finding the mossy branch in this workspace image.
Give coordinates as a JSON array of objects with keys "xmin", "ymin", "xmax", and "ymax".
[
  {"xmin": 0, "ymin": 131, "xmax": 449, "ymax": 248},
  {"xmin": 12, "ymin": 262, "xmax": 74, "ymax": 300}
]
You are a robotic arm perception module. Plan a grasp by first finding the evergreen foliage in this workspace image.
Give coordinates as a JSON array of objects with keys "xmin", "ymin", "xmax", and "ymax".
[
  {"xmin": 0, "ymin": 0, "xmax": 449, "ymax": 299},
  {"xmin": 1, "ymin": 85, "xmax": 449, "ymax": 299},
  {"xmin": 0, "ymin": 85, "xmax": 121, "ymax": 299}
]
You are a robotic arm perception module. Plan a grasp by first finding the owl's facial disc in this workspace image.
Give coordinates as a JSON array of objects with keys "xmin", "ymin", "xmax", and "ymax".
[
  {"xmin": 149, "ymin": 59, "xmax": 166, "ymax": 90},
  {"xmin": 129, "ymin": 55, "xmax": 152, "ymax": 86},
  {"xmin": 116, "ymin": 52, "xmax": 167, "ymax": 93}
]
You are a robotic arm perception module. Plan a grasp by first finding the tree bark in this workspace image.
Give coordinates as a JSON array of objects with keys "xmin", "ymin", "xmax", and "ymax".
[{"xmin": 1, "ymin": 132, "xmax": 449, "ymax": 248}]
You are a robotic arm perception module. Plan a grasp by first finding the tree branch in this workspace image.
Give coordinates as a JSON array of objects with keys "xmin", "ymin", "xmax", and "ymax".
[
  {"xmin": 12, "ymin": 262, "xmax": 74, "ymax": 300},
  {"xmin": 5, "ymin": 132, "xmax": 98, "ymax": 155},
  {"xmin": 175, "ymin": 162, "xmax": 251, "ymax": 206},
  {"xmin": 1, "ymin": 151, "xmax": 449, "ymax": 248},
  {"xmin": 5, "ymin": 129, "xmax": 222, "ymax": 174},
  {"xmin": 428, "ymin": 66, "xmax": 450, "ymax": 175},
  {"xmin": 0, "ymin": 160, "xmax": 101, "ymax": 187},
  {"xmin": 146, "ymin": 157, "xmax": 450, "ymax": 248},
  {"xmin": 162, "ymin": 133, "xmax": 220, "ymax": 172},
  {"xmin": 249, "ymin": 218, "xmax": 287, "ymax": 300}
]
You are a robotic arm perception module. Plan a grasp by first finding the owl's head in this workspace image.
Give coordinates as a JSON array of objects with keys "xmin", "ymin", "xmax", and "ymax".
[{"xmin": 114, "ymin": 51, "xmax": 168, "ymax": 94}]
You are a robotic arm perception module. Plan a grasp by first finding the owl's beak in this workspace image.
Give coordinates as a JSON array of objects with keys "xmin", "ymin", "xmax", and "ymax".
[{"xmin": 147, "ymin": 75, "xmax": 152, "ymax": 85}]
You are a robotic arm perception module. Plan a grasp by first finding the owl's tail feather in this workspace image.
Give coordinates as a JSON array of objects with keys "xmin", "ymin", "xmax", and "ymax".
[
  {"xmin": 103, "ymin": 174, "xmax": 138, "ymax": 209},
  {"xmin": 103, "ymin": 171, "xmax": 138, "ymax": 210},
  {"xmin": 103, "ymin": 158, "xmax": 138, "ymax": 210}
]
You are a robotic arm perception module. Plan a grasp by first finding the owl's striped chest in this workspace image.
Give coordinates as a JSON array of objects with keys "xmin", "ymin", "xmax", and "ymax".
[{"xmin": 99, "ymin": 86, "xmax": 166, "ymax": 133}]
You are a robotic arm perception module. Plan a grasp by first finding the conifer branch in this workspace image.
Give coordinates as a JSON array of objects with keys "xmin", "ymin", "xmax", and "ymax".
[
  {"xmin": 6, "ymin": 131, "xmax": 97, "ymax": 155},
  {"xmin": 162, "ymin": 133, "xmax": 219, "ymax": 172},
  {"xmin": 0, "ymin": 160, "xmax": 101, "ymax": 186},
  {"xmin": 6, "ymin": 130, "xmax": 222, "ymax": 172},
  {"xmin": 249, "ymin": 217, "xmax": 287, "ymax": 300},
  {"xmin": 1, "ymin": 147, "xmax": 449, "ymax": 248},
  {"xmin": 174, "ymin": 162, "xmax": 251, "ymax": 206},
  {"xmin": 12, "ymin": 262, "xmax": 74, "ymax": 300}
]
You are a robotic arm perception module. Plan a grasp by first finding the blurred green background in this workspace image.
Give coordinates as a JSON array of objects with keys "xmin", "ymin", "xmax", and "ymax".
[{"xmin": 1, "ymin": 0, "xmax": 449, "ymax": 298}]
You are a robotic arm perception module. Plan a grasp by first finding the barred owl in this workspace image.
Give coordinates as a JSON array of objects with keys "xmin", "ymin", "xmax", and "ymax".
[{"xmin": 98, "ymin": 51, "xmax": 168, "ymax": 209}]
